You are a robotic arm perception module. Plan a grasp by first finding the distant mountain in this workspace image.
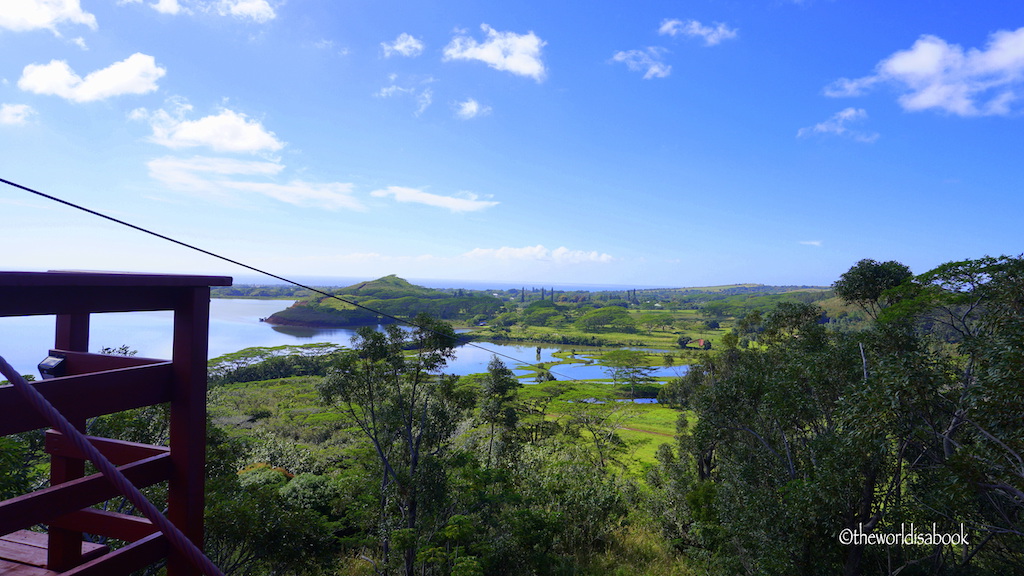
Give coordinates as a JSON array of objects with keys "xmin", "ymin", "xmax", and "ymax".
[{"xmin": 265, "ymin": 275, "xmax": 502, "ymax": 327}]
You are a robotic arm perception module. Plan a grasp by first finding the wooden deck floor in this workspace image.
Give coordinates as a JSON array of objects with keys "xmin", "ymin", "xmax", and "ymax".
[{"xmin": 0, "ymin": 531, "xmax": 108, "ymax": 575}]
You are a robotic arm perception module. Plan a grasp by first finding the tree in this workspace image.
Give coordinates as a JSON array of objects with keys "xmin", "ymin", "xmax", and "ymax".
[
  {"xmin": 602, "ymin": 349, "xmax": 657, "ymax": 399},
  {"xmin": 318, "ymin": 315, "xmax": 471, "ymax": 576},
  {"xmin": 574, "ymin": 306, "xmax": 634, "ymax": 333},
  {"xmin": 478, "ymin": 357, "xmax": 522, "ymax": 468},
  {"xmin": 832, "ymin": 258, "xmax": 912, "ymax": 319}
]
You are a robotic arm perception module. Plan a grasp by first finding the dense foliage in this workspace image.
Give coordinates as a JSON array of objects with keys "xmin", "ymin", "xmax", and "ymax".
[{"xmin": 658, "ymin": 255, "xmax": 1024, "ymax": 575}]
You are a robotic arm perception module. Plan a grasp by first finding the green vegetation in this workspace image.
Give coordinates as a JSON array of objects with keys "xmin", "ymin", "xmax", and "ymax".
[
  {"xmin": 5, "ymin": 258, "xmax": 1020, "ymax": 575},
  {"xmin": 656, "ymin": 255, "xmax": 1024, "ymax": 574},
  {"xmin": 212, "ymin": 284, "xmax": 322, "ymax": 299}
]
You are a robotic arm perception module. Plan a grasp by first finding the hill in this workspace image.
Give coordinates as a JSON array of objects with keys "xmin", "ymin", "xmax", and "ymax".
[{"xmin": 265, "ymin": 275, "xmax": 502, "ymax": 327}]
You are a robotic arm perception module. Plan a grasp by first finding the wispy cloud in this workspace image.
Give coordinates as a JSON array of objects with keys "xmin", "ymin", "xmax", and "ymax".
[
  {"xmin": 0, "ymin": 0, "xmax": 97, "ymax": 34},
  {"xmin": 375, "ymin": 75, "xmax": 434, "ymax": 116},
  {"xmin": 147, "ymin": 156, "xmax": 363, "ymax": 210},
  {"xmin": 118, "ymin": 0, "xmax": 275, "ymax": 22},
  {"xmin": 371, "ymin": 186, "xmax": 498, "ymax": 213},
  {"xmin": 0, "ymin": 103, "xmax": 36, "ymax": 125},
  {"xmin": 133, "ymin": 98, "xmax": 285, "ymax": 153},
  {"xmin": 825, "ymin": 27, "xmax": 1024, "ymax": 116},
  {"xmin": 382, "ymin": 33, "xmax": 424, "ymax": 58},
  {"xmin": 659, "ymin": 19, "xmax": 738, "ymax": 46},
  {"xmin": 463, "ymin": 245, "xmax": 614, "ymax": 264},
  {"xmin": 19, "ymin": 53, "xmax": 165, "ymax": 102},
  {"xmin": 216, "ymin": 0, "xmax": 275, "ymax": 22},
  {"xmin": 443, "ymin": 24, "xmax": 547, "ymax": 82},
  {"xmin": 611, "ymin": 48, "xmax": 671, "ymax": 79},
  {"xmin": 455, "ymin": 98, "xmax": 491, "ymax": 119},
  {"xmin": 799, "ymin": 240, "xmax": 823, "ymax": 247},
  {"xmin": 798, "ymin": 107, "xmax": 879, "ymax": 142}
]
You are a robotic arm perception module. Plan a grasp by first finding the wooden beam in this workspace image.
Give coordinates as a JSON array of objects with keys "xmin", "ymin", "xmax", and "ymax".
[
  {"xmin": 45, "ymin": 432, "xmax": 169, "ymax": 466},
  {"xmin": 55, "ymin": 314, "xmax": 89, "ymax": 353},
  {"xmin": 0, "ymin": 363, "xmax": 173, "ymax": 436},
  {"xmin": 0, "ymin": 454, "xmax": 171, "ymax": 536},
  {"xmin": 0, "ymin": 286, "xmax": 183, "ymax": 317},
  {"xmin": 166, "ymin": 287, "xmax": 209, "ymax": 576},
  {"xmin": 61, "ymin": 533, "xmax": 167, "ymax": 576},
  {"xmin": 49, "ymin": 510, "xmax": 157, "ymax": 543}
]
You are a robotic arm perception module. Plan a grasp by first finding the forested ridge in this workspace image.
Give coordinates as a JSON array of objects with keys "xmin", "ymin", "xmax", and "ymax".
[{"xmin": 2, "ymin": 256, "xmax": 1022, "ymax": 575}]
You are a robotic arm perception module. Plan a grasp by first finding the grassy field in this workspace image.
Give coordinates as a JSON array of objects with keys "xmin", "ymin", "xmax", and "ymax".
[
  {"xmin": 209, "ymin": 371, "xmax": 691, "ymax": 475},
  {"xmin": 470, "ymin": 311, "xmax": 729, "ymax": 351}
]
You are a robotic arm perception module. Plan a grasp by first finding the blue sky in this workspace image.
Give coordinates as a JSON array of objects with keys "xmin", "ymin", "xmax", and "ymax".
[{"xmin": 2, "ymin": 0, "xmax": 1022, "ymax": 288}]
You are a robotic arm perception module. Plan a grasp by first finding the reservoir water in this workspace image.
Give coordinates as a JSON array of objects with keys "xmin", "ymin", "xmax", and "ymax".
[{"xmin": 0, "ymin": 299, "xmax": 685, "ymax": 382}]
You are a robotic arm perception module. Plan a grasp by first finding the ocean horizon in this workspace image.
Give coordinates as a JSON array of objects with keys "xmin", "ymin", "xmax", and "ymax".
[{"xmin": 230, "ymin": 274, "xmax": 676, "ymax": 293}]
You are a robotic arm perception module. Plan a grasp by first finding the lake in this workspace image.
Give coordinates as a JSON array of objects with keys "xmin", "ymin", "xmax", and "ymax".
[{"xmin": 0, "ymin": 299, "xmax": 685, "ymax": 382}]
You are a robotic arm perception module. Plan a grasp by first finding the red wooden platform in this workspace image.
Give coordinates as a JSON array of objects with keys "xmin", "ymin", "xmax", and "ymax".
[{"xmin": 0, "ymin": 271, "xmax": 231, "ymax": 576}]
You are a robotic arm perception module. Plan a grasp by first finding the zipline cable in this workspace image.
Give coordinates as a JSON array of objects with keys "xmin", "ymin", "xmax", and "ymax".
[{"xmin": 0, "ymin": 176, "xmax": 625, "ymax": 382}]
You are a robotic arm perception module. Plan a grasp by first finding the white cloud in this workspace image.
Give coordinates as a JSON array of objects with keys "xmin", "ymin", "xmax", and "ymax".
[
  {"xmin": 0, "ymin": 0, "xmax": 97, "ymax": 33},
  {"xmin": 659, "ymin": 19, "xmax": 738, "ymax": 46},
  {"xmin": 70, "ymin": 36, "xmax": 87, "ymax": 49},
  {"xmin": 18, "ymin": 53, "xmax": 165, "ymax": 102},
  {"xmin": 443, "ymin": 24, "xmax": 547, "ymax": 82},
  {"xmin": 463, "ymin": 245, "xmax": 614, "ymax": 264},
  {"xmin": 152, "ymin": 0, "xmax": 184, "ymax": 15},
  {"xmin": 455, "ymin": 98, "xmax": 491, "ymax": 119},
  {"xmin": 0, "ymin": 104, "xmax": 36, "ymax": 125},
  {"xmin": 216, "ymin": 0, "xmax": 275, "ymax": 23},
  {"xmin": 371, "ymin": 186, "xmax": 498, "ymax": 212},
  {"xmin": 382, "ymin": 33, "xmax": 424, "ymax": 58},
  {"xmin": 799, "ymin": 240, "xmax": 823, "ymax": 247},
  {"xmin": 136, "ymin": 100, "xmax": 285, "ymax": 153},
  {"xmin": 147, "ymin": 156, "xmax": 363, "ymax": 210},
  {"xmin": 612, "ymin": 48, "xmax": 671, "ymax": 79},
  {"xmin": 797, "ymin": 107, "xmax": 879, "ymax": 142},
  {"xmin": 825, "ymin": 28, "xmax": 1024, "ymax": 116}
]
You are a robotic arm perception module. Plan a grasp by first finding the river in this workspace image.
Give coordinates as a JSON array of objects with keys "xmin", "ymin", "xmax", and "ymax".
[{"xmin": 0, "ymin": 299, "xmax": 684, "ymax": 382}]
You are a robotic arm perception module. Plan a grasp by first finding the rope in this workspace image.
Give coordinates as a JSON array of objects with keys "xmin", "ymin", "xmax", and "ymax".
[{"xmin": 0, "ymin": 355, "xmax": 225, "ymax": 576}]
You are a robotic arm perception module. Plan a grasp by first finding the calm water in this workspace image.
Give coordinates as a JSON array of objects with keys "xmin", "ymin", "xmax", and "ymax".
[{"xmin": 0, "ymin": 299, "xmax": 685, "ymax": 383}]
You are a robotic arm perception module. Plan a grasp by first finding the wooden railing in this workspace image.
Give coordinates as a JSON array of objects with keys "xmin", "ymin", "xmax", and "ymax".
[{"xmin": 0, "ymin": 271, "xmax": 231, "ymax": 576}]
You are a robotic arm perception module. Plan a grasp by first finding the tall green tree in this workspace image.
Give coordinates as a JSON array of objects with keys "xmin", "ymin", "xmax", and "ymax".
[
  {"xmin": 478, "ymin": 357, "xmax": 522, "ymax": 468},
  {"xmin": 318, "ymin": 315, "xmax": 471, "ymax": 576}
]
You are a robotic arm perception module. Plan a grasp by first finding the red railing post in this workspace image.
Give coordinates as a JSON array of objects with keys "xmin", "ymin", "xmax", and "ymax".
[
  {"xmin": 49, "ymin": 312, "xmax": 91, "ymax": 571},
  {"xmin": 167, "ymin": 287, "xmax": 210, "ymax": 576}
]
